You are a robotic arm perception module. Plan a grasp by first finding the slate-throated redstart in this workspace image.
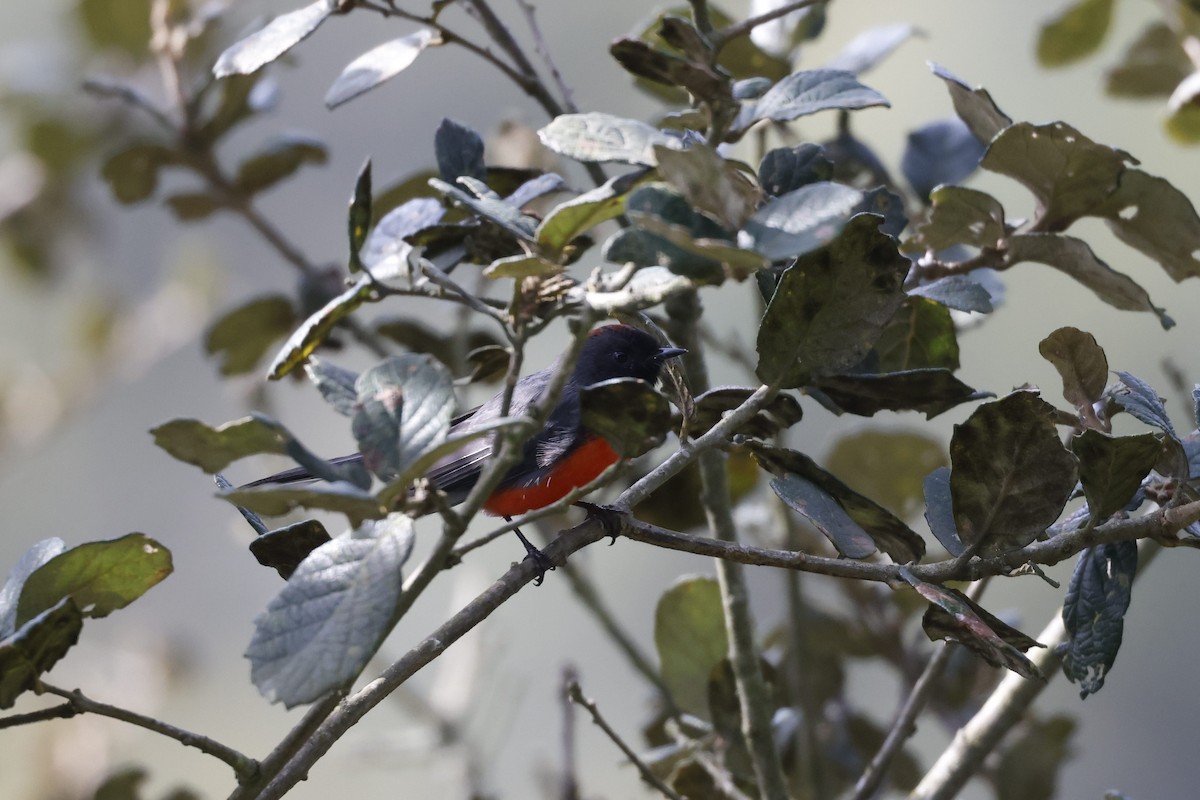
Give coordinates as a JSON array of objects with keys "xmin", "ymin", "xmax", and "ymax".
[{"xmin": 248, "ymin": 324, "xmax": 685, "ymax": 581}]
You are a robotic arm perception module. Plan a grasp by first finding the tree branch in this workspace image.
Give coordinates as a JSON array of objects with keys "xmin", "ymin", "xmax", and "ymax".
[
  {"xmin": 36, "ymin": 683, "xmax": 258, "ymax": 782},
  {"xmin": 567, "ymin": 678, "xmax": 686, "ymax": 800},
  {"xmin": 711, "ymin": 0, "xmax": 824, "ymax": 52}
]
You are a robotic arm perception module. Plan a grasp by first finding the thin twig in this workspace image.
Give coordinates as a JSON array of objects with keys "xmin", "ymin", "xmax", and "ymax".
[
  {"xmin": 227, "ymin": 694, "xmax": 342, "ymax": 800},
  {"xmin": 37, "ymin": 683, "xmax": 258, "ymax": 782},
  {"xmin": 515, "ymin": 0, "xmax": 579, "ymax": 113},
  {"xmin": 561, "ymin": 666, "xmax": 581, "ymax": 800},
  {"xmin": 711, "ymin": 0, "xmax": 824, "ymax": 52},
  {"xmin": 567, "ymin": 679, "xmax": 686, "ymax": 800},
  {"xmin": 0, "ymin": 702, "xmax": 77, "ymax": 729}
]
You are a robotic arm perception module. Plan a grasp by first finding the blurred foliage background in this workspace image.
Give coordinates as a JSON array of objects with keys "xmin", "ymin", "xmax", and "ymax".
[{"xmin": 2, "ymin": 0, "xmax": 1199, "ymax": 798}]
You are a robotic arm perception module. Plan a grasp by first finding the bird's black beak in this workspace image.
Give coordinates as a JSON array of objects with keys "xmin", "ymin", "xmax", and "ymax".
[{"xmin": 655, "ymin": 346, "xmax": 687, "ymax": 361}]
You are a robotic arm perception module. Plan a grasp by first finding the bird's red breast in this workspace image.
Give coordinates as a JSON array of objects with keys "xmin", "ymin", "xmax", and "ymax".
[{"xmin": 482, "ymin": 436, "xmax": 620, "ymax": 517}]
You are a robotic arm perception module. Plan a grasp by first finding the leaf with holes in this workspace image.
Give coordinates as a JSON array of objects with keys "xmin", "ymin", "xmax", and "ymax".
[
  {"xmin": 756, "ymin": 214, "xmax": 908, "ymax": 386},
  {"xmin": 1007, "ymin": 233, "xmax": 1172, "ymax": 328},
  {"xmin": 325, "ymin": 28, "xmax": 439, "ymax": 108},
  {"xmin": 1061, "ymin": 542, "xmax": 1137, "ymax": 698},
  {"xmin": 1094, "ymin": 169, "xmax": 1200, "ymax": 282},
  {"xmin": 949, "ymin": 391, "xmax": 1078, "ymax": 555},
  {"xmin": 247, "ymin": 514, "xmax": 415, "ymax": 707},
  {"xmin": 1038, "ymin": 326, "xmax": 1108, "ymax": 409},
  {"xmin": 981, "ymin": 122, "xmax": 1135, "ymax": 231},
  {"xmin": 213, "ymin": 0, "xmax": 334, "ymax": 77},
  {"xmin": 751, "ymin": 442, "xmax": 925, "ymax": 563},
  {"xmin": 1072, "ymin": 430, "xmax": 1161, "ymax": 521}
]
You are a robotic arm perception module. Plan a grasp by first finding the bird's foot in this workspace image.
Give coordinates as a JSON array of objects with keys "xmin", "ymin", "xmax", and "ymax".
[
  {"xmin": 513, "ymin": 526, "xmax": 555, "ymax": 586},
  {"xmin": 575, "ymin": 501, "xmax": 629, "ymax": 545}
]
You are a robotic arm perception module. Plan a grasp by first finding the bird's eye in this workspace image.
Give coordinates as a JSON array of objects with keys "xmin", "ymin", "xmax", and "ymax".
[{"xmin": 612, "ymin": 350, "xmax": 628, "ymax": 363}]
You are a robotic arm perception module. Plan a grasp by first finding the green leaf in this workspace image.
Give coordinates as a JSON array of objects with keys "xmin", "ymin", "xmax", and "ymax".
[
  {"xmin": 980, "ymin": 122, "xmax": 1135, "ymax": 231},
  {"xmin": 1037, "ymin": 0, "xmax": 1114, "ymax": 67},
  {"xmin": 213, "ymin": 0, "xmax": 335, "ymax": 78},
  {"xmin": 351, "ymin": 354, "xmax": 455, "ymax": 482},
  {"xmin": 1038, "ymin": 326, "xmax": 1108, "ymax": 409},
  {"xmin": 930, "ymin": 63, "xmax": 1013, "ymax": 144},
  {"xmin": 1166, "ymin": 71, "xmax": 1200, "ymax": 144},
  {"xmin": 220, "ymin": 483, "xmax": 387, "ymax": 522},
  {"xmin": 77, "ymin": 0, "xmax": 151, "ymax": 57},
  {"xmin": 756, "ymin": 214, "xmax": 909, "ymax": 387},
  {"xmin": 434, "ymin": 118, "xmax": 487, "ymax": 183},
  {"xmin": 15, "ymin": 534, "xmax": 172, "ymax": 627},
  {"xmin": 361, "ymin": 198, "xmax": 445, "ymax": 280},
  {"xmin": 811, "ymin": 369, "xmax": 987, "ymax": 418},
  {"xmin": 909, "ymin": 275, "xmax": 994, "ymax": 313},
  {"xmin": 1094, "ymin": 169, "xmax": 1200, "ymax": 282},
  {"xmin": 0, "ymin": 539, "xmax": 66, "ymax": 639},
  {"xmin": 740, "ymin": 69, "xmax": 889, "ymax": 129},
  {"xmin": 654, "ymin": 144, "xmax": 761, "ymax": 230},
  {"xmin": 654, "ymin": 576, "xmax": 728, "ymax": 718},
  {"xmin": 902, "ymin": 569, "xmax": 1042, "ymax": 678},
  {"xmin": 347, "ymin": 159, "xmax": 372, "ymax": 272},
  {"xmin": 304, "ymin": 356, "xmax": 358, "ymax": 416},
  {"xmin": 0, "ymin": 598, "xmax": 83, "ymax": 710},
  {"xmin": 269, "ymin": 276, "xmax": 374, "ymax": 379},
  {"xmin": 1108, "ymin": 371, "xmax": 1176, "ymax": 437},
  {"xmin": 751, "ymin": 443, "xmax": 926, "ymax": 563},
  {"xmin": 1105, "ymin": 23, "xmax": 1193, "ymax": 98},
  {"xmin": 874, "ymin": 297, "xmax": 960, "ymax": 372},
  {"xmin": 101, "ymin": 143, "xmax": 178, "ymax": 204},
  {"xmin": 741, "ymin": 181, "xmax": 864, "ymax": 261},
  {"xmin": 1006, "ymin": 233, "xmax": 1173, "ymax": 328},
  {"xmin": 1061, "ymin": 542, "xmax": 1137, "ymax": 698},
  {"xmin": 247, "ymin": 514, "xmax": 415, "ymax": 707},
  {"xmin": 902, "ymin": 184, "xmax": 1003, "ymax": 256},
  {"xmin": 249, "ymin": 519, "xmax": 333, "ymax": 580},
  {"xmin": 757, "ymin": 144, "xmax": 833, "ymax": 196},
  {"xmin": 234, "ymin": 133, "xmax": 327, "ymax": 195},
  {"xmin": 949, "ymin": 391, "xmax": 1078, "ymax": 555},
  {"xmin": 482, "ymin": 253, "xmax": 561, "ymax": 279},
  {"xmin": 826, "ymin": 430, "xmax": 947, "ymax": 521},
  {"xmin": 164, "ymin": 192, "xmax": 223, "ymax": 221},
  {"xmin": 609, "ymin": 38, "xmax": 730, "ymax": 102},
  {"xmin": 151, "ymin": 415, "xmax": 289, "ymax": 473},
  {"xmin": 204, "ymin": 295, "xmax": 296, "ymax": 376},
  {"xmin": 922, "ymin": 466, "xmax": 964, "ymax": 556},
  {"xmin": 580, "ymin": 378, "xmax": 671, "ymax": 458},
  {"xmin": 1072, "ymin": 430, "xmax": 1162, "ymax": 520},
  {"xmin": 536, "ymin": 169, "xmax": 651, "ymax": 256},
  {"xmin": 429, "ymin": 177, "xmax": 538, "ymax": 242},
  {"xmin": 325, "ymin": 28, "xmax": 440, "ymax": 108},
  {"xmin": 537, "ymin": 112, "xmax": 682, "ymax": 166},
  {"xmin": 688, "ymin": 388, "xmax": 803, "ymax": 440},
  {"xmin": 995, "ymin": 716, "xmax": 1076, "ymax": 800}
]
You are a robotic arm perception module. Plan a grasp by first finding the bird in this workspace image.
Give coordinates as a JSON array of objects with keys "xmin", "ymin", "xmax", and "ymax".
[{"xmin": 248, "ymin": 324, "xmax": 686, "ymax": 582}]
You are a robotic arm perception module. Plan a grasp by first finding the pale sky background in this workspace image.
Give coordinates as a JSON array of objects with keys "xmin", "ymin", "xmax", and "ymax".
[{"xmin": 2, "ymin": 1, "xmax": 1199, "ymax": 799}]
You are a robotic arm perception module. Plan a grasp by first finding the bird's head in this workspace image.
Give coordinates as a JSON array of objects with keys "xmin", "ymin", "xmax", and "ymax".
[{"xmin": 571, "ymin": 324, "xmax": 686, "ymax": 387}]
